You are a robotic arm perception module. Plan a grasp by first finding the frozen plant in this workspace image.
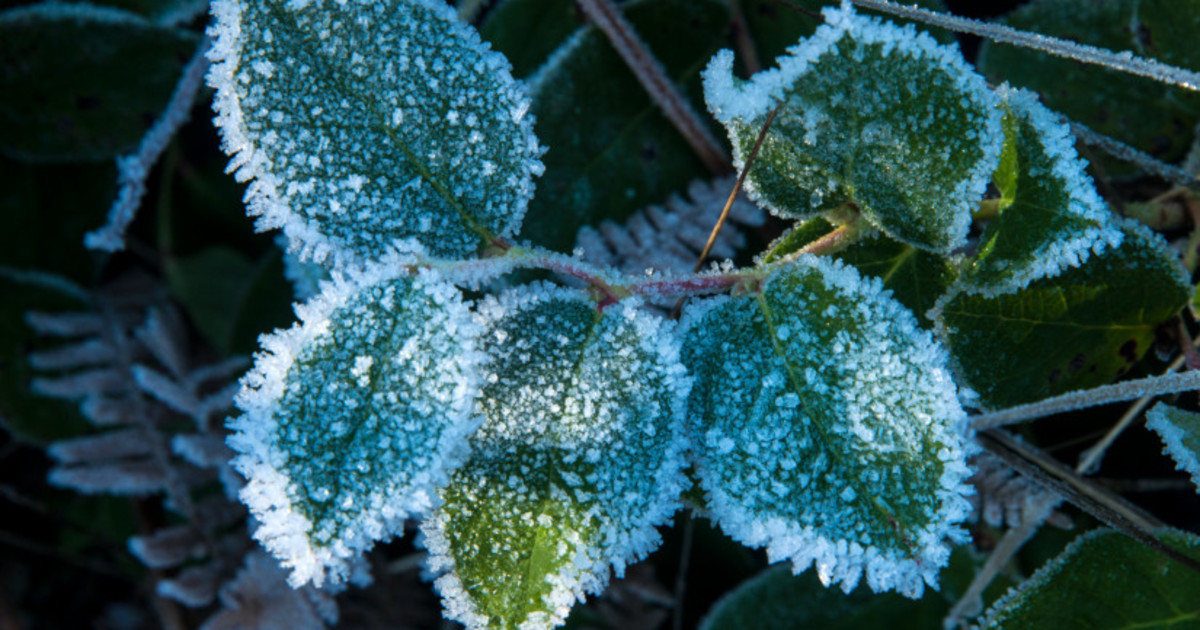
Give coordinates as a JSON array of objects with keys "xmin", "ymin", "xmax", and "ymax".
[{"xmin": 12, "ymin": 0, "xmax": 1193, "ymax": 627}]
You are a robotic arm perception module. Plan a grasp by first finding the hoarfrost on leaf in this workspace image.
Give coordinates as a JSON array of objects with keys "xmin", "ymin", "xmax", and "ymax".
[
  {"xmin": 228, "ymin": 261, "xmax": 483, "ymax": 587},
  {"xmin": 421, "ymin": 284, "xmax": 690, "ymax": 630},
  {"xmin": 207, "ymin": 0, "xmax": 544, "ymax": 266},
  {"xmin": 701, "ymin": 4, "xmax": 1002, "ymax": 253},
  {"xmin": 1145, "ymin": 403, "xmax": 1200, "ymax": 494},
  {"xmin": 679, "ymin": 255, "xmax": 974, "ymax": 597}
]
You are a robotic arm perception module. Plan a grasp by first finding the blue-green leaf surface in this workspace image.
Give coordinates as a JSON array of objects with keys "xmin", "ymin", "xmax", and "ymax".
[
  {"xmin": 228, "ymin": 262, "xmax": 483, "ymax": 586},
  {"xmin": 207, "ymin": 0, "xmax": 543, "ymax": 266},
  {"xmin": 680, "ymin": 256, "xmax": 973, "ymax": 598},
  {"xmin": 703, "ymin": 5, "xmax": 1002, "ymax": 253},
  {"xmin": 422, "ymin": 286, "xmax": 689, "ymax": 630}
]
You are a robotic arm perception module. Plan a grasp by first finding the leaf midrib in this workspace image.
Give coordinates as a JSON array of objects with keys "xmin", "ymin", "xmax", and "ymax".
[{"xmin": 261, "ymin": 2, "xmax": 490, "ymax": 241}]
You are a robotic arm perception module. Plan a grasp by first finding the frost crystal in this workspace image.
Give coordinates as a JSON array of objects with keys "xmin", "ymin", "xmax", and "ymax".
[
  {"xmin": 1145, "ymin": 403, "xmax": 1200, "ymax": 494},
  {"xmin": 680, "ymin": 256, "xmax": 974, "ymax": 597},
  {"xmin": 421, "ymin": 285, "xmax": 690, "ymax": 630},
  {"xmin": 228, "ymin": 261, "xmax": 483, "ymax": 587},
  {"xmin": 702, "ymin": 3, "xmax": 1002, "ymax": 253},
  {"xmin": 207, "ymin": 0, "xmax": 544, "ymax": 266}
]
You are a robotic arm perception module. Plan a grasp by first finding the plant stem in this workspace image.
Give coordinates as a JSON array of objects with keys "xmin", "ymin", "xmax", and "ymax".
[
  {"xmin": 774, "ymin": 213, "xmax": 869, "ymax": 264},
  {"xmin": 576, "ymin": 0, "xmax": 732, "ymax": 175},
  {"xmin": 970, "ymin": 370, "xmax": 1200, "ymax": 431},
  {"xmin": 1069, "ymin": 121, "xmax": 1200, "ymax": 190},
  {"xmin": 848, "ymin": 0, "xmax": 1200, "ymax": 91}
]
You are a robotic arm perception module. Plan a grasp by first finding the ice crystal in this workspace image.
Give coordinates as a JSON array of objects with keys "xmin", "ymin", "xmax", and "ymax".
[
  {"xmin": 228, "ymin": 262, "xmax": 483, "ymax": 587},
  {"xmin": 702, "ymin": 3, "xmax": 1002, "ymax": 253},
  {"xmin": 422, "ymin": 285, "xmax": 690, "ymax": 630},
  {"xmin": 207, "ymin": 0, "xmax": 544, "ymax": 266},
  {"xmin": 679, "ymin": 255, "xmax": 974, "ymax": 597},
  {"xmin": 1145, "ymin": 403, "xmax": 1200, "ymax": 494}
]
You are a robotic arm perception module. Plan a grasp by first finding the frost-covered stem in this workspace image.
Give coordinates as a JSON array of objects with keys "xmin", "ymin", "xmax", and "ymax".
[
  {"xmin": 970, "ymin": 370, "xmax": 1200, "ymax": 431},
  {"xmin": 944, "ymin": 496, "xmax": 1054, "ymax": 628},
  {"xmin": 693, "ymin": 103, "xmax": 781, "ymax": 272},
  {"xmin": 1076, "ymin": 342, "xmax": 1198, "ymax": 474},
  {"xmin": 506, "ymin": 247, "xmax": 629, "ymax": 304},
  {"xmin": 84, "ymin": 37, "xmax": 211, "ymax": 252},
  {"xmin": 849, "ymin": 0, "xmax": 1200, "ymax": 91},
  {"xmin": 576, "ymin": 0, "xmax": 732, "ymax": 175},
  {"xmin": 627, "ymin": 270, "xmax": 753, "ymax": 299},
  {"xmin": 1069, "ymin": 121, "xmax": 1200, "ymax": 190}
]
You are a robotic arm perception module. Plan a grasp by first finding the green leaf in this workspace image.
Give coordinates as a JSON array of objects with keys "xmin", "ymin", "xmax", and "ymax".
[
  {"xmin": 835, "ymin": 234, "xmax": 956, "ymax": 328},
  {"xmin": 480, "ymin": 0, "xmax": 585, "ymax": 78},
  {"xmin": 703, "ymin": 6, "xmax": 1002, "ymax": 253},
  {"xmin": 1135, "ymin": 0, "xmax": 1200, "ymax": 71},
  {"xmin": 0, "ymin": 4, "xmax": 198, "ymax": 162},
  {"xmin": 963, "ymin": 88, "xmax": 1122, "ymax": 295},
  {"xmin": 935, "ymin": 221, "xmax": 1190, "ymax": 409},
  {"xmin": 422, "ymin": 286, "xmax": 689, "ymax": 630},
  {"xmin": 698, "ymin": 564, "xmax": 952, "ymax": 630},
  {"xmin": 520, "ymin": 0, "xmax": 730, "ymax": 252},
  {"xmin": 977, "ymin": 0, "xmax": 1200, "ymax": 169},
  {"xmin": 207, "ymin": 0, "xmax": 544, "ymax": 265},
  {"xmin": 760, "ymin": 219, "xmax": 956, "ymax": 327},
  {"xmin": 1145, "ymin": 403, "xmax": 1200, "ymax": 493},
  {"xmin": 227, "ymin": 264, "xmax": 483, "ymax": 587},
  {"xmin": 979, "ymin": 528, "xmax": 1200, "ymax": 629},
  {"xmin": 680, "ymin": 256, "xmax": 973, "ymax": 598}
]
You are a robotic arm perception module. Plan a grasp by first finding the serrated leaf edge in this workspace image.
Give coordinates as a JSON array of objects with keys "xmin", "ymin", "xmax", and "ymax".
[
  {"xmin": 702, "ymin": 4, "xmax": 1002, "ymax": 253},
  {"xmin": 227, "ymin": 255, "xmax": 484, "ymax": 587},
  {"xmin": 1145, "ymin": 402, "xmax": 1200, "ymax": 494},
  {"xmin": 681, "ymin": 256, "xmax": 975, "ymax": 599},
  {"xmin": 420, "ymin": 286, "xmax": 691, "ymax": 630},
  {"xmin": 206, "ymin": 0, "xmax": 543, "ymax": 268}
]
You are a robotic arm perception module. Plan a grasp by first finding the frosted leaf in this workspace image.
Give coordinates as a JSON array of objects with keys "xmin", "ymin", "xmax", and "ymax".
[
  {"xmin": 934, "ymin": 219, "xmax": 1190, "ymax": 409},
  {"xmin": 679, "ymin": 255, "xmax": 973, "ymax": 597},
  {"xmin": 207, "ymin": 0, "xmax": 543, "ymax": 266},
  {"xmin": 950, "ymin": 87, "xmax": 1124, "ymax": 298},
  {"xmin": 978, "ymin": 528, "xmax": 1200, "ymax": 629},
  {"xmin": 702, "ymin": 4, "xmax": 1001, "ymax": 253},
  {"xmin": 421, "ymin": 286, "xmax": 689, "ymax": 630},
  {"xmin": 228, "ymin": 263, "xmax": 484, "ymax": 587},
  {"xmin": 1145, "ymin": 403, "xmax": 1200, "ymax": 494}
]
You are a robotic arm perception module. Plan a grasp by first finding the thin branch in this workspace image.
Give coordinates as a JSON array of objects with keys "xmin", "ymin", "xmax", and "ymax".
[
  {"xmin": 1069, "ymin": 121, "xmax": 1200, "ymax": 190},
  {"xmin": 692, "ymin": 103, "xmax": 781, "ymax": 273},
  {"xmin": 1077, "ymin": 334, "xmax": 1200, "ymax": 473},
  {"xmin": 85, "ymin": 37, "xmax": 211, "ymax": 252},
  {"xmin": 978, "ymin": 430, "xmax": 1200, "ymax": 573},
  {"xmin": 970, "ymin": 371, "xmax": 1200, "ymax": 431},
  {"xmin": 848, "ymin": 0, "xmax": 1200, "ymax": 92},
  {"xmin": 576, "ymin": 0, "xmax": 731, "ymax": 175}
]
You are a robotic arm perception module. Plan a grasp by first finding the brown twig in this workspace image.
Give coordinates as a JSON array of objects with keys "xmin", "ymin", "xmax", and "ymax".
[
  {"xmin": 576, "ymin": 0, "xmax": 731, "ymax": 175},
  {"xmin": 692, "ymin": 103, "xmax": 782, "ymax": 273}
]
